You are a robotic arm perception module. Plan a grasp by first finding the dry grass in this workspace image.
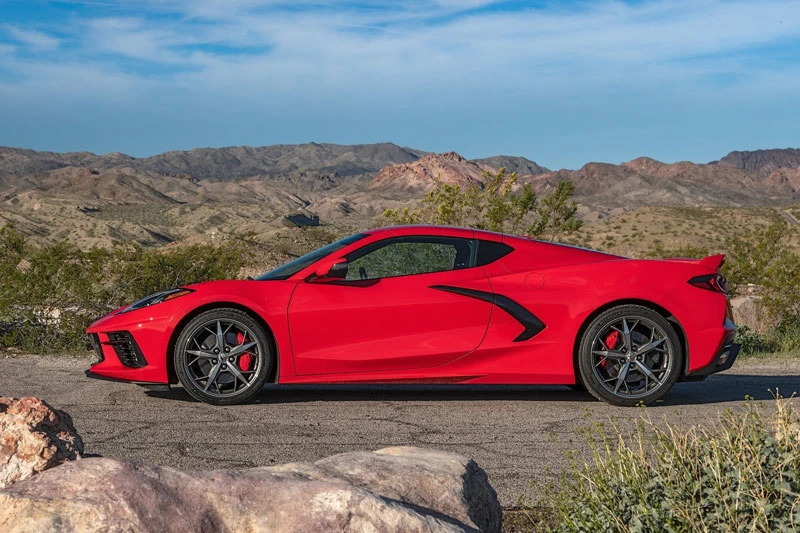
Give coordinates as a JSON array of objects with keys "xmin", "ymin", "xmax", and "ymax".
[
  {"xmin": 519, "ymin": 397, "xmax": 800, "ymax": 532},
  {"xmin": 567, "ymin": 205, "xmax": 800, "ymax": 257}
]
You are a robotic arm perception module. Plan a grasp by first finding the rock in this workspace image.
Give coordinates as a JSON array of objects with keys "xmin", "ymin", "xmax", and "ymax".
[
  {"xmin": 0, "ymin": 397, "xmax": 83, "ymax": 489},
  {"xmin": 0, "ymin": 446, "xmax": 500, "ymax": 533},
  {"xmin": 283, "ymin": 212, "xmax": 320, "ymax": 227},
  {"xmin": 730, "ymin": 295, "xmax": 775, "ymax": 334}
]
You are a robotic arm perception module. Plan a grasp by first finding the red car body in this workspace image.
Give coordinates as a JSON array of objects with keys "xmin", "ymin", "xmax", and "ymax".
[{"xmin": 86, "ymin": 226, "xmax": 739, "ymax": 404}]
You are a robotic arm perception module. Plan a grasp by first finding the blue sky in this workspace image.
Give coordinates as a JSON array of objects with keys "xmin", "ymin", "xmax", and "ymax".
[{"xmin": 0, "ymin": 0, "xmax": 799, "ymax": 169}]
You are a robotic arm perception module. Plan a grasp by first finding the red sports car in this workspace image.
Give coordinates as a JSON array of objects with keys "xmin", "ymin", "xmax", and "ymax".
[{"xmin": 86, "ymin": 225, "xmax": 739, "ymax": 406}]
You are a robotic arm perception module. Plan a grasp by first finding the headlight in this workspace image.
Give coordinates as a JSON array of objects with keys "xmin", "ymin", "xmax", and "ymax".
[{"xmin": 118, "ymin": 288, "xmax": 194, "ymax": 314}]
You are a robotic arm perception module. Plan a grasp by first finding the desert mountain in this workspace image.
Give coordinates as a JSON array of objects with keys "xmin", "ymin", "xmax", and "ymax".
[
  {"xmin": 527, "ymin": 155, "xmax": 800, "ymax": 208},
  {"xmin": 472, "ymin": 156, "xmax": 549, "ymax": 176},
  {"xmin": 1, "ymin": 142, "xmax": 798, "ymax": 249},
  {"xmin": 716, "ymin": 148, "xmax": 800, "ymax": 176},
  {"xmin": 0, "ymin": 143, "xmax": 426, "ymax": 181},
  {"xmin": 369, "ymin": 152, "xmax": 493, "ymax": 191}
]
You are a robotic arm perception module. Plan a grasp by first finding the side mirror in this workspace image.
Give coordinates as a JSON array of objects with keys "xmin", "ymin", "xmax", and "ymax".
[{"xmin": 311, "ymin": 257, "xmax": 348, "ymax": 281}]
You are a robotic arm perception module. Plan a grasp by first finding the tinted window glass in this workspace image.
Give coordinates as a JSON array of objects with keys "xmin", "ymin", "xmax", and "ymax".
[
  {"xmin": 475, "ymin": 240, "xmax": 514, "ymax": 266},
  {"xmin": 256, "ymin": 233, "xmax": 367, "ymax": 280},
  {"xmin": 345, "ymin": 237, "xmax": 474, "ymax": 281}
]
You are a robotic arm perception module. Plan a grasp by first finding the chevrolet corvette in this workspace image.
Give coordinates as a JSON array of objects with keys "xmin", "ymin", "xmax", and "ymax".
[{"xmin": 86, "ymin": 225, "xmax": 740, "ymax": 406}]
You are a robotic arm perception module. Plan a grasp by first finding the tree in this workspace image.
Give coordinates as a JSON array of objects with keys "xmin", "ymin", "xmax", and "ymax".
[{"xmin": 383, "ymin": 167, "xmax": 582, "ymax": 241}]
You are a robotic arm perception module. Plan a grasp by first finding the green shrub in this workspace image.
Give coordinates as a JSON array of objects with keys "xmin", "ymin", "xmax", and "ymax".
[
  {"xmin": 383, "ymin": 168, "xmax": 582, "ymax": 241},
  {"xmin": 736, "ymin": 325, "xmax": 778, "ymax": 355},
  {"xmin": 0, "ymin": 226, "xmax": 252, "ymax": 354},
  {"xmin": 522, "ymin": 399, "xmax": 800, "ymax": 532},
  {"xmin": 724, "ymin": 222, "xmax": 800, "ymax": 326}
]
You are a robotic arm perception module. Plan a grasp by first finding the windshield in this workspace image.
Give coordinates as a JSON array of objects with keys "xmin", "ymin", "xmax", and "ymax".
[{"xmin": 255, "ymin": 233, "xmax": 367, "ymax": 280}]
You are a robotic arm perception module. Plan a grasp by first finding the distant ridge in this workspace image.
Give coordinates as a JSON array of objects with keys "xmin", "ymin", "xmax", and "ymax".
[
  {"xmin": 0, "ymin": 143, "xmax": 427, "ymax": 180},
  {"xmin": 716, "ymin": 148, "xmax": 800, "ymax": 176},
  {"xmin": 1, "ymin": 142, "xmax": 798, "ymax": 250},
  {"xmin": 472, "ymin": 155, "xmax": 549, "ymax": 176}
]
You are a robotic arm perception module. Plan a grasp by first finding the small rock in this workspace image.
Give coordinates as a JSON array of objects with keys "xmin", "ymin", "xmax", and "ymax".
[{"xmin": 0, "ymin": 397, "xmax": 84, "ymax": 489}]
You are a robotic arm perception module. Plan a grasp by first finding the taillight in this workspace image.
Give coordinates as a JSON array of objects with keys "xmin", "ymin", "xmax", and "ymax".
[{"xmin": 689, "ymin": 273, "xmax": 728, "ymax": 294}]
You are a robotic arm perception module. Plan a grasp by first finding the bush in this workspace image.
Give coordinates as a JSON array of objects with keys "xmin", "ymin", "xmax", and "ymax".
[
  {"xmin": 523, "ymin": 399, "xmax": 800, "ymax": 532},
  {"xmin": 383, "ymin": 168, "xmax": 582, "ymax": 241},
  {"xmin": 642, "ymin": 243, "xmax": 710, "ymax": 260},
  {"xmin": 724, "ymin": 222, "xmax": 800, "ymax": 325},
  {"xmin": 0, "ymin": 226, "xmax": 252, "ymax": 353},
  {"xmin": 735, "ymin": 325, "xmax": 777, "ymax": 355},
  {"xmin": 643, "ymin": 222, "xmax": 800, "ymax": 347}
]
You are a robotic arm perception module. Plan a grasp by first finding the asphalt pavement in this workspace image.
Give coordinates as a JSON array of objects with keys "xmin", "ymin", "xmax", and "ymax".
[{"xmin": 1, "ymin": 354, "xmax": 798, "ymax": 507}]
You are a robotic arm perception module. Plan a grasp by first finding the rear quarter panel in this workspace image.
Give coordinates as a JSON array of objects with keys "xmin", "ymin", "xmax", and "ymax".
[{"xmin": 471, "ymin": 242, "xmax": 729, "ymax": 383}]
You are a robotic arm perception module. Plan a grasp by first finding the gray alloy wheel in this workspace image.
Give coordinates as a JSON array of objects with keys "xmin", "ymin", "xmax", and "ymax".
[
  {"xmin": 578, "ymin": 305, "xmax": 682, "ymax": 407},
  {"xmin": 174, "ymin": 308, "xmax": 272, "ymax": 405}
]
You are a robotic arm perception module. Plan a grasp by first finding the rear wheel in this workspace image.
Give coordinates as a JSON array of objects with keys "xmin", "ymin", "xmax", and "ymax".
[
  {"xmin": 174, "ymin": 308, "xmax": 273, "ymax": 405},
  {"xmin": 578, "ymin": 305, "xmax": 681, "ymax": 406}
]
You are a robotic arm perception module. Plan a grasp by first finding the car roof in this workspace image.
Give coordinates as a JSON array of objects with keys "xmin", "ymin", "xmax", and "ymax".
[{"xmin": 367, "ymin": 225, "xmax": 513, "ymax": 242}]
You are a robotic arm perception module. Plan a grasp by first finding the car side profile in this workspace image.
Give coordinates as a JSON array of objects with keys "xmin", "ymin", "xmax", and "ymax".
[{"xmin": 86, "ymin": 225, "xmax": 739, "ymax": 406}]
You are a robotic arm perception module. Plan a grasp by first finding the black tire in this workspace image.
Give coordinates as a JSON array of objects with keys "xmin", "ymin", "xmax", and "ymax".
[
  {"xmin": 174, "ymin": 308, "xmax": 273, "ymax": 405},
  {"xmin": 578, "ymin": 305, "xmax": 682, "ymax": 407}
]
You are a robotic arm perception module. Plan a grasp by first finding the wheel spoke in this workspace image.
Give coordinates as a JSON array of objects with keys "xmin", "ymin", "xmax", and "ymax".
[
  {"xmin": 228, "ymin": 341, "xmax": 258, "ymax": 357},
  {"xmin": 592, "ymin": 349, "xmax": 626, "ymax": 359},
  {"xmin": 203, "ymin": 363, "xmax": 222, "ymax": 392},
  {"xmin": 216, "ymin": 320, "xmax": 226, "ymax": 351},
  {"xmin": 613, "ymin": 361, "xmax": 631, "ymax": 393},
  {"xmin": 621, "ymin": 318, "xmax": 632, "ymax": 351},
  {"xmin": 635, "ymin": 361, "xmax": 662, "ymax": 385},
  {"xmin": 226, "ymin": 363, "xmax": 249, "ymax": 386},
  {"xmin": 186, "ymin": 349, "xmax": 216, "ymax": 360},
  {"xmin": 637, "ymin": 337, "xmax": 666, "ymax": 356}
]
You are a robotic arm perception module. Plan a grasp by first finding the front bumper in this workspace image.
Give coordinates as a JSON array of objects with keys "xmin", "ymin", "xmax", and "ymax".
[{"xmin": 84, "ymin": 369, "xmax": 169, "ymax": 390}]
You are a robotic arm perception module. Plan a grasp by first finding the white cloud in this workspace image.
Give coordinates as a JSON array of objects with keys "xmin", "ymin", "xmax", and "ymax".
[
  {"xmin": 2, "ymin": 0, "xmax": 800, "ymax": 143},
  {"xmin": 4, "ymin": 26, "xmax": 60, "ymax": 51}
]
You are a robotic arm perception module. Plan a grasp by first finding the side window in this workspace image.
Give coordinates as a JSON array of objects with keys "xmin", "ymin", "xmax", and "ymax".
[
  {"xmin": 475, "ymin": 240, "xmax": 514, "ymax": 266},
  {"xmin": 345, "ymin": 237, "xmax": 475, "ymax": 281}
]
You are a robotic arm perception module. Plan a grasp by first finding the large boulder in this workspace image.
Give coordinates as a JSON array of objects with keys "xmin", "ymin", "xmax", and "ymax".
[
  {"xmin": 0, "ymin": 397, "xmax": 83, "ymax": 489},
  {"xmin": 0, "ymin": 446, "xmax": 501, "ymax": 533},
  {"xmin": 730, "ymin": 294, "xmax": 775, "ymax": 334}
]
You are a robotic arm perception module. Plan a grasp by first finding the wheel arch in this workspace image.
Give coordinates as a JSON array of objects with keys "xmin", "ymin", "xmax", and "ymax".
[
  {"xmin": 166, "ymin": 302, "xmax": 280, "ymax": 385},
  {"xmin": 571, "ymin": 298, "xmax": 689, "ymax": 384}
]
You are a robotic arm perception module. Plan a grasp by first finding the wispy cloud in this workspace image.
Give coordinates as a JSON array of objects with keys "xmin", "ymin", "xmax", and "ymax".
[
  {"xmin": 4, "ymin": 25, "xmax": 61, "ymax": 51},
  {"xmin": 0, "ymin": 0, "xmax": 799, "ymax": 165}
]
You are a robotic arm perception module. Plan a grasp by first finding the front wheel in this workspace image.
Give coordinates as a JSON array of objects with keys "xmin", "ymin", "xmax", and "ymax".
[
  {"xmin": 578, "ymin": 305, "xmax": 682, "ymax": 407},
  {"xmin": 174, "ymin": 308, "xmax": 273, "ymax": 405}
]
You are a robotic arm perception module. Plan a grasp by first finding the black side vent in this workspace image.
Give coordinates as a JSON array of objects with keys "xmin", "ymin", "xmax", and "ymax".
[
  {"xmin": 87, "ymin": 333, "xmax": 104, "ymax": 365},
  {"xmin": 105, "ymin": 331, "xmax": 148, "ymax": 368}
]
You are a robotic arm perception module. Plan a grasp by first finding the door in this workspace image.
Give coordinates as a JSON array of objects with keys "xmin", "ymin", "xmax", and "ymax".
[{"xmin": 288, "ymin": 236, "xmax": 493, "ymax": 375}]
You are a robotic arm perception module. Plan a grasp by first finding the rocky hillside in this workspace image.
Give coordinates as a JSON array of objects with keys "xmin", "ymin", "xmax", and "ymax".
[
  {"xmin": 716, "ymin": 148, "xmax": 800, "ymax": 176},
  {"xmin": 0, "ymin": 142, "xmax": 426, "ymax": 181},
  {"xmin": 527, "ymin": 155, "xmax": 800, "ymax": 209},
  {"xmin": 472, "ymin": 155, "xmax": 549, "ymax": 176},
  {"xmin": 1, "ymin": 143, "xmax": 799, "ymax": 249},
  {"xmin": 369, "ymin": 152, "xmax": 493, "ymax": 191}
]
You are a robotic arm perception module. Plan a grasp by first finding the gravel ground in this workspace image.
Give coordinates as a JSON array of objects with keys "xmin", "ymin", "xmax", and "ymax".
[{"xmin": 1, "ymin": 353, "xmax": 798, "ymax": 517}]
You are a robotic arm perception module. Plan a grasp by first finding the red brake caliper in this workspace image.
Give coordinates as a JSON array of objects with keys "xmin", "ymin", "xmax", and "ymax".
[
  {"xmin": 237, "ymin": 332, "xmax": 252, "ymax": 372},
  {"xmin": 601, "ymin": 331, "xmax": 620, "ymax": 368}
]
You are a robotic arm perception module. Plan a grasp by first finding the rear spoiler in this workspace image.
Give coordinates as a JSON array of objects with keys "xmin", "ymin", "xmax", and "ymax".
[
  {"xmin": 698, "ymin": 254, "xmax": 725, "ymax": 271},
  {"xmin": 665, "ymin": 254, "xmax": 725, "ymax": 271}
]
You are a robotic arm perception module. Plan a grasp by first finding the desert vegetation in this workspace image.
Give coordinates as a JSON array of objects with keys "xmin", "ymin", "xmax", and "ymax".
[
  {"xmin": 642, "ymin": 221, "xmax": 800, "ymax": 357},
  {"xmin": 517, "ymin": 398, "xmax": 800, "ymax": 532},
  {"xmin": 0, "ymin": 225, "xmax": 251, "ymax": 353},
  {"xmin": 384, "ymin": 168, "xmax": 582, "ymax": 241}
]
